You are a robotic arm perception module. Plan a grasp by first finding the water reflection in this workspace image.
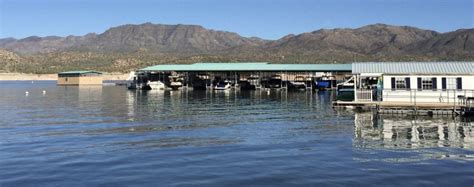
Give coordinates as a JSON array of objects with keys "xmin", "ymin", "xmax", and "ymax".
[{"xmin": 354, "ymin": 112, "xmax": 474, "ymax": 149}]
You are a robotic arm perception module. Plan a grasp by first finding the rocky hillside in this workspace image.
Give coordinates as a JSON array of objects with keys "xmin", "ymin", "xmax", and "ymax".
[
  {"xmin": 225, "ymin": 24, "xmax": 473, "ymax": 63},
  {"xmin": 0, "ymin": 49, "xmax": 23, "ymax": 72},
  {"xmin": 0, "ymin": 23, "xmax": 473, "ymax": 73},
  {"xmin": 262, "ymin": 24, "xmax": 438, "ymax": 55},
  {"xmin": 0, "ymin": 23, "xmax": 267, "ymax": 54},
  {"xmin": 403, "ymin": 29, "xmax": 474, "ymax": 57}
]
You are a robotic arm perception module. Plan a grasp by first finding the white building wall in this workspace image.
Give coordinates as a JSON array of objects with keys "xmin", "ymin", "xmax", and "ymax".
[{"xmin": 381, "ymin": 75, "xmax": 474, "ymax": 103}]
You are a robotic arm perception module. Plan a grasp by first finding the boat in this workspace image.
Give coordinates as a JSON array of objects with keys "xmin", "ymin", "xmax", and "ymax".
[
  {"xmin": 214, "ymin": 80, "xmax": 232, "ymax": 90},
  {"xmin": 192, "ymin": 74, "xmax": 211, "ymax": 90},
  {"xmin": 239, "ymin": 74, "xmax": 260, "ymax": 90},
  {"xmin": 167, "ymin": 75, "xmax": 183, "ymax": 90},
  {"xmin": 127, "ymin": 71, "xmax": 151, "ymax": 90},
  {"xmin": 126, "ymin": 71, "xmax": 137, "ymax": 89},
  {"xmin": 148, "ymin": 81, "xmax": 165, "ymax": 90},
  {"xmin": 265, "ymin": 74, "xmax": 282, "ymax": 89},
  {"xmin": 169, "ymin": 81, "xmax": 182, "ymax": 90},
  {"xmin": 128, "ymin": 82, "xmax": 151, "ymax": 90},
  {"xmin": 288, "ymin": 76, "xmax": 307, "ymax": 91},
  {"xmin": 336, "ymin": 77, "xmax": 354, "ymax": 101},
  {"xmin": 315, "ymin": 76, "xmax": 336, "ymax": 91}
]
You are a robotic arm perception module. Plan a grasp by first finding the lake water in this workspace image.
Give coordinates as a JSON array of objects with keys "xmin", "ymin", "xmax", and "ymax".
[{"xmin": 0, "ymin": 81, "xmax": 473, "ymax": 186}]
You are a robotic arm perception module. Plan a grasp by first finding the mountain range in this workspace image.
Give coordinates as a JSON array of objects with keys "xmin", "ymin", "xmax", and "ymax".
[{"xmin": 0, "ymin": 23, "xmax": 473, "ymax": 73}]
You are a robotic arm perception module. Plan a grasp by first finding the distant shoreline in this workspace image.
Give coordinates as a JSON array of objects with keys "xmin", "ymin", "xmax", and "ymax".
[{"xmin": 0, "ymin": 73, "xmax": 128, "ymax": 81}]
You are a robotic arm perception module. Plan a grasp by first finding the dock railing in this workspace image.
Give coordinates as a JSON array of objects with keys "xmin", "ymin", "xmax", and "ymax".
[
  {"xmin": 356, "ymin": 89, "xmax": 373, "ymax": 102},
  {"xmin": 380, "ymin": 89, "xmax": 474, "ymax": 105},
  {"xmin": 345, "ymin": 89, "xmax": 474, "ymax": 115}
]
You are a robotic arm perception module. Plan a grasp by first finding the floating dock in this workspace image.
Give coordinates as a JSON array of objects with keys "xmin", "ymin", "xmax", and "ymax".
[{"xmin": 333, "ymin": 62, "xmax": 474, "ymax": 116}]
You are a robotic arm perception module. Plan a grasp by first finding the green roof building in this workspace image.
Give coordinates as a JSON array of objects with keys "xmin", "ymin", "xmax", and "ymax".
[
  {"xmin": 57, "ymin": 70, "xmax": 102, "ymax": 86},
  {"xmin": 141, "ymin": 62, "xmax": 352, "ymax": 72}
]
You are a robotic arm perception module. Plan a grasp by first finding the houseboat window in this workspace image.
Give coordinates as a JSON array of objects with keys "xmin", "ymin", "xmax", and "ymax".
[
  {"xmin": 395, "ymin": 77, "xmax": 406, "ymax": 89},
  {"xmin": 422, "ymin": 77, "xmax": 433, "ymax": 90},
  {"xmin": 441, "ymin": 77, "xmax": 460, "ymax": 90},
  {"xmin": 447, "ymin": 78, "xmax": 457, "ymax": 89},
  {"xmin": 456, "ymin": 77, "xmax": 462, "ymax": 90}
]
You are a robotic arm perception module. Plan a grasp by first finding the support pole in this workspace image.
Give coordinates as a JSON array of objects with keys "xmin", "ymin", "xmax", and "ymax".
[
  {"xmin": 280, "ymin": 71, "xmax": 283, "ymax": 89},
  {"xmin": 354, "ymin": 75, "xmax": 357, "ymax": 102}
]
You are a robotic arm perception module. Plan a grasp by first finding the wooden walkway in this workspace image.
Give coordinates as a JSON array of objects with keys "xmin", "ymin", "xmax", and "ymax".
[
  {"xmin": 333, "ymin": 101, "xmax": 468, "ymax": 116},
  {"xmin": 333, "ymin": 101, "xmax": 464, "ymax": 108}
]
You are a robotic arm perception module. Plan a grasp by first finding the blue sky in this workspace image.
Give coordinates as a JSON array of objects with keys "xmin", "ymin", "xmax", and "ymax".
[{"xmin": 0, "ymin": 0, "xmax": 472, "ymax": 40}]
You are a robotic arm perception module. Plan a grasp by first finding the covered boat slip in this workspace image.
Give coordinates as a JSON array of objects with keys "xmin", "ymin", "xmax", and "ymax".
[
  {"xmin": 334, "ymin": 62, "xmax": 474, "ymax": 116},
  {"xmin": 137, "ymin": 62, "xmax": 352, "ymax": 90}
]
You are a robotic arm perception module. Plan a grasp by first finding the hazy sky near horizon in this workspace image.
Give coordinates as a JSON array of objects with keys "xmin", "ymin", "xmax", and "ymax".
[{"xmin": 0, "ymin": 0, "xmax": 473, "ymax": 40}]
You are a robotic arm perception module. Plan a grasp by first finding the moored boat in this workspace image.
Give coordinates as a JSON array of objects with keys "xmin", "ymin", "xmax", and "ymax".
[
  {"xmin": 288, "ymin": 76, "xmax": 307, "ymax": 91},
  {"xmin": 239, "ymin": 74, "xmax": 260, "ymax": 90},
  {"xmin": 167, "ymin": 75, "xmax": 183, "ymax": 90},
  {"xmin": 127, "ymin": 71, "xmax": 152, "ymax": 90},
  {"xmin": 148, "ymin": 81, "xmax": 165, "ymax": 90},
  {"xmin": 265, "ymin": 74, "xmax": 282, "ymax": 89},
  {"xmin": 214, "ymin": 80, "xmax": 232, "ymax": 90},
  {"xmin": 336, "ymin": 77, "xmax": 354, "ymax": 101},
  {"xmin": 192, "ymin": 74, "xmax": 211, "ymax": 90},
  {"xmin": 315, "ymin": 76, "xmax": 336, "ymax": 91}
]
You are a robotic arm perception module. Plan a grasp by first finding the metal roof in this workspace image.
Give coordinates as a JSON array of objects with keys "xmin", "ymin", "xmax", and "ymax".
[
  {"xmin": 352, "ymin": 62, "xmax": 474, "ymax": 75},
  {"xmin": 58, "ymin": 70, "xmax": 102, "ymax": 75},
  {"xmin": 141, "ymin": 62, "xmax": 352, "ymax": 72}
]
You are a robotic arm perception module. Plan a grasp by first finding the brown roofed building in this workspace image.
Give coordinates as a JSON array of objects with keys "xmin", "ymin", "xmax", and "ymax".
[{"xmin": 57, "ymin": 71, "xmax": 103, "ymax": 86}]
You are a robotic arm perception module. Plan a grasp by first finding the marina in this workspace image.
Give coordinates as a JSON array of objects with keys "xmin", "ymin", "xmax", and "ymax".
[
  {"xmin": 122, "ymin": 61, "xmax": 474, "ymax": 116},
  {"xmin": 49, "ymin": 62, "xmax": 474, "ymax": 116},
  {"xmin": 2, "ymin": 0, "xmax": 473, "ymax": 185}
]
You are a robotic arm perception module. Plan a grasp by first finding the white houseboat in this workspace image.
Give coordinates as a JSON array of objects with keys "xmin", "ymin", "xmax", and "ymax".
[
  {"xmin": 350, "ymin": 62, "xmax": 474, "ymax": 103},
  {"xmin": 337, "ymin": 62, "xmax": 474, "ymax": 115}
]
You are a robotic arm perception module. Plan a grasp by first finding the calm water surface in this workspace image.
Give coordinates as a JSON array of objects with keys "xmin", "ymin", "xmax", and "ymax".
[{"xmin": 0, "ymin": 81, "xmax": 473, "ymax": 186}]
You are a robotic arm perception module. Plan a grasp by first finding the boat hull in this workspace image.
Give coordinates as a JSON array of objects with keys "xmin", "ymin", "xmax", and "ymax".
[
  {"xmin": 192, "ymin": 78, "xmax": 210, "ymax": 90},
  {"xmin": 239, "ymin": 81, "xmax": 257, "ymax": 90},
  {"xmin": 315, "ymin": 80, "xmax": 331, "ymax": 90},
  {"xmin": 127, "ymin": 82, "xmax": 151, "ymax": 90},
  {"xmin": 149, "ymin": 81, "xmax": 165, "ymax": 90},
  {"xmin": 336, "ymin": 89, "xmax": 354, "ymax": 101},
  {"xmin": 288, "ymin": 82, "xmax": 306, "ymax": 91},
  {"xmin": 214, "ymin": 84, "xmax": 231, "ymax": 90}
]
